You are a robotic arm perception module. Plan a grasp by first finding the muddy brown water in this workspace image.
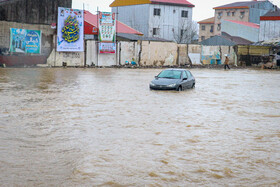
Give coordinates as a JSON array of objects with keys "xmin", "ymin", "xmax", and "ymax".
[{"xmin": 0, "ymin": 68, "xmax": 280, "ymax": 186}]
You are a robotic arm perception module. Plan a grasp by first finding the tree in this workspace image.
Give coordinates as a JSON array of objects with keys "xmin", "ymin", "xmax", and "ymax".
[{"xmin": 173, "ymin": 20, "xmax": 198, "ymax": 44}]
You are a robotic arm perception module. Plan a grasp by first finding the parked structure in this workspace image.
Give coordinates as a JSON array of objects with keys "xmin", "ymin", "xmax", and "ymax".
[
  {"xmin": 259, "ymin": 8, "xmax": 280, "ymax": 41},
  {"xmin": 110, "ymin": 0, "xmax": 195, "ymax": 43},
  {"xmin": 198, "ymin": 17, "xmax": 215, "ymax": 42}
]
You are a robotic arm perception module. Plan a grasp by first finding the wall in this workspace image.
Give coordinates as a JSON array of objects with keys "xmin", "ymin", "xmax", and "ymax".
[
  {"xmin": 259, "ymin": 20, "xmax": 280, "ymax": 41},
  {"xmin": 0, "ymin": 21, "xmax": 55, "ymax": 56},
  {"xmin": 237, "ymin": 45, "xmax": 271, "ymax": 66},
  {"xmin": 221, "ymin": 19, "xmax": 259, "ymax": 42},
  {"xmin": 249, "ymin": 1, "xmax": 274, "ymax": 24},
  {"xmin": 47, "ymin": 49, "xmax": 84, "ymax": 67},
  {"xmin": 0, "ymin": 0, "xmax": 72, "ymax": 24},
  {"xmin": 85, "ymin": 40, "xmax": 189, "ymax": 67},
  {"xmin": 201, "ymin": 45, "xmax": 235, "ymax": 65},
  {"xmin": 112, "ymin": 5, "xmax": 150, "ymax": 37},
  {"xmin": 214, "ymin": 8, "xmax": 250, "ymax": 35}
]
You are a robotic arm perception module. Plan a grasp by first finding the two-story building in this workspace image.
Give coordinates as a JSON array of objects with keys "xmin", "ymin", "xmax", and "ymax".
[
  {"xmin": 213, "ymin": 0, "xmax": 274, "ymax": 36},
  {"xmin": 198, "ymin": 0, "xmax": 275, "ymax": 42},
  {"xmin": 197, "ymin": 17, "xmax": 215, "ymax": 42},
  {"xmin": 110, "ymin": 0, "xmax": 195, "ymax": 43}
]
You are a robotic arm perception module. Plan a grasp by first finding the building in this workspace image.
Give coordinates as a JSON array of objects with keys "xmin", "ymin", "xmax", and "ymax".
[
  {"xmin": 221, "ymin": 19, "xmax": 260, "ymax": 42},
  {"xmin": 110, "ymin": 0, "xmax": 195, "ymax": 43},
  {"xmin": 0, "ymin": 0, "xmax": 71, "ymax": 24},
  {"xmin": 213, "ymin": 0, "xmax": 274, "ymax": 36},
  {"xmin": 0, "ymin": 0, "xmax": 72, "ymax": 67},
  {"xmin": 197, "ymin": 17, "xmax": 215, "ymax": 42},
  {"xmin": 259, "ymin": 8, "xmax": 280, "ymax": 41}
]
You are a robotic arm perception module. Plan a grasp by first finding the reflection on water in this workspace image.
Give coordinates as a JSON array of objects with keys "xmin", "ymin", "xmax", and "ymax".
[{"xmin": 0, "ymin": 68, "xmax": 280, "ymax": 186}]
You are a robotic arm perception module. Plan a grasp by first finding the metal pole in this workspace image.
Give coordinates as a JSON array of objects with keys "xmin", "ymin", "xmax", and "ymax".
[{"xmin": 97, "ymin": 6, "xmax": 99, "ymax": 67}]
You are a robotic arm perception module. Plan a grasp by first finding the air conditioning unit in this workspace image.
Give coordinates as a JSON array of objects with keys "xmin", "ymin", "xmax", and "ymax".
[
  {"xmin": 240, "ymin": 15, "xmax": 244, "ymax": 19},
  {"xmin": 217, "ymin": 26, "xmax": 221, "ymax": 31},
  {"xmin": 217, "ymin": 15, "xmax": 221, "ymax": 19}
]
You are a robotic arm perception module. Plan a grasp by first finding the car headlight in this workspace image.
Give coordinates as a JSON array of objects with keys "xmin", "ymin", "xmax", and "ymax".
[
  {"xmin": 167, "ymin": 83, "xmax": 176, "ymax": 87},
  {"xmin": 150, "ymin": 82, "xmax": 156, "ymax": 86}
]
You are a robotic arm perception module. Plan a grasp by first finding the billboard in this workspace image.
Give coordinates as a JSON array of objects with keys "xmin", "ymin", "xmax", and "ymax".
[
  {"xmin": 98, "ymin": 12, "xmax": 116, "ymax": 43},
  {"xmin": 10, "ymin": 28, "xmax": 41, "ymax": 54},
  {"xmin": 57, "ymin": 7, "xmax": 84, "ymax": 52},
  {"xmin": 99, "ymin": 43, "xmax": 116, "ymax": 54}
]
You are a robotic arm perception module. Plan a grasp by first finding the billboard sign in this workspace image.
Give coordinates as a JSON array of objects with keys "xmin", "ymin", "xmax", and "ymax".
[
  {"xmin": 57, "ymin": 7, "xmax": 84, "ymax": 52},
  {"xmin": 10, "ymin": 28, "xmax": 41, "ymax": 54},
  {"xmin": 99, "ymin": 43, "xmax": 116, "ymax": 54},
  {"xmin": 98, "ymin": 12, "xmax": 116, "ymax": 43}
]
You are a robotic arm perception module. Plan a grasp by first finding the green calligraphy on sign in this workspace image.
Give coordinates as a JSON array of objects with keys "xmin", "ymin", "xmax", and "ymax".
[{"xmin": 62, "ymin": 15, "xmax": 80, "ymax": 43}]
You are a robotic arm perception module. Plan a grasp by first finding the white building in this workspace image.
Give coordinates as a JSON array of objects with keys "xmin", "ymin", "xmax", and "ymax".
[
  {"xmin": 110, "ymin": 0, "xmax": 195, "ymax": 43},
  {"xmin": 259, "ymin": 8, "xmax": 280, "ymax": 41}
]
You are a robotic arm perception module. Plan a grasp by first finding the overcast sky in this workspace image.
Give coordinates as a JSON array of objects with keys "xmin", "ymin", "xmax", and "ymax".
[{"xmin": 72, "ymin": 0, "xmax": 280, "ymax": 21}]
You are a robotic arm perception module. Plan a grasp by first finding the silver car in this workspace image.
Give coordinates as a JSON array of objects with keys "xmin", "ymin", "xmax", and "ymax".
[{"xmin": 149, "ymin": 69, "xmax": 195, "ymax": 91}]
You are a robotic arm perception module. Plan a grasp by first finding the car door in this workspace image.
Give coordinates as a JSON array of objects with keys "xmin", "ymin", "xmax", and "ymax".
[
  {"xmin": 186, "ymin": 70, "xmax": 194, "ymax": 88},
  {"xmin": 181, "ymin": 71, "xmax": 190, "ymax": 89}
]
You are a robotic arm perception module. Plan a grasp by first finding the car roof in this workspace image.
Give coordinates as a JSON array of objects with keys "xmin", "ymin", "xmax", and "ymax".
[{"xmin": 164, "ymin": 68, "xmax": 188, "ymax": 71}]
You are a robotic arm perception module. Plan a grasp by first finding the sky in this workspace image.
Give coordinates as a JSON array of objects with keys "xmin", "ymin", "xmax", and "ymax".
[{"xmin": 72, "ymin": 0, "xmax": 280, "ymax": 22}]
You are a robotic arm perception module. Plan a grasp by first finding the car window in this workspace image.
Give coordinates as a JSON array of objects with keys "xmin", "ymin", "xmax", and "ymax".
[
  {"xmin": 186, "ymin": 71, "xmax": 192, "ymax": 78},
  {"xmin": 158, "ymin": 70, "xmax": 182, "ymax": 79},
  {"xmin": 182, "ymin": 71, "xmax": 188, "ymax": 79}
]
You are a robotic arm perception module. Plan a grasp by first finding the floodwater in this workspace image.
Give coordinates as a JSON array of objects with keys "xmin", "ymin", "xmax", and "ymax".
[{"xmin": 0, "ymin": 68, "xmax": 280, "ymax": 186}]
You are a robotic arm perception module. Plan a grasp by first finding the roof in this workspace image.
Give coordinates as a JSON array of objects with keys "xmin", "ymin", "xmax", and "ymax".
[
  {"xmin": 224, "ymin": 19, "xmax": 260, "ymax": 28},
  {"xmin": 84, "ymin": 10, "xmax": 143, "ymax": 35},
  {"xmin": 200, "ymin": 32, "xmax": 252, "ymax": 46},
  {"xmin": 260, "ymin": 9, "xmax": 280, "ymax": 20},
  {"xmin": 213, "ymin": 1, "xmax": 260, "ymax": 10},
  {"xmin": 253, "ymin": 37, "xmax": 280, "ymax": 47},
  {"xmin": 110, "ymin": 0, "xmax": 194, "ymax": 7},
  {"xmin": 198, "ymin": 17, "xmax": 215, "ymax": 24},
  {"xmin": 117, "ymin": 33, "xmax": 172, "ymax": 42}
]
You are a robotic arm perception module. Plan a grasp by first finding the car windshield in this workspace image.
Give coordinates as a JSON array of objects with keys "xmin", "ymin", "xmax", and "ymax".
[{"xmin": 157, "ymin": 70, "xmax": 182, "ymax": 79}]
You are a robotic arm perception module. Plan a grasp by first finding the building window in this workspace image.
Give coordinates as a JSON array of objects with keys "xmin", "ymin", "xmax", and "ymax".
[
  {"xmin": 232, "ymin": 12, "xmax": 235, "ymax": 16},
  {"xmin": 218, "ymin": 12, "xmax": 222, "ymax": 18},
  {"xmin": 181, "ymin": 10, "xmax": 188, "ymax": 18},
  {"xmin": 154, "ymin": 8, "xmax": 161, "ymax": 16},
  {"xmin": 227, "ymin": 12, "xmax": 230, "ymax": 16},
  {"xmin": 202, "ymin": 25, "xmax": 205, "ymax": 30},
  {"xmin": 217, "ymin": 24, "xmax": 221, "ymax": 31},
  {"xmin": 201, "ymin": 36, "xmax": 205, "ymax": 41},
  {"xmin": 153, "ymin": 28, "xmax": 160, "ymax": 35},
  {"xmin": 240, "ymin": 11, "xmax": 245, "ymax": 16},
  {"xmin": 210, "ymin": 25, "xmax": 214, "ymax": 33}
]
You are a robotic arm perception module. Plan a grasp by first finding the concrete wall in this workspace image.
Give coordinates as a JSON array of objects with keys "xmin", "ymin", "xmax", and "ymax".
[
  {"xmin": 221, "ymin": 19, "xmax": 259, "ymax": 42},
  {"xmin": 85, "ymin": 41, "xmax": 199, "ymax": 67},
  {"xmin": 259, "ymin": 20, "xmax": 280, "ymax": 41},
  {"xmin": 47, "ymin": 49, "xmax": 84, "ymax": 67},
  {"xmin": 0, "ymin": 21, "xmax": 55, "ymax": 56},
  {"xmin": 201, "ymin": 45, "xmax": 235, "ymax": 65}
]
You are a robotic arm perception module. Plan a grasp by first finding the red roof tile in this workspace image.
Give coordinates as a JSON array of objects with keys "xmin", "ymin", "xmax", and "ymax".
[
  {"xmin": 84, "ymin": 10, "xmax": 143, "ymax": 35},
  {"xmin": 151, "ymin": 0, "xmax": 194, "ymax": 7},
  {"xmin": 224, "ymin": 19, "xmax": 260, "ymax": 29}
]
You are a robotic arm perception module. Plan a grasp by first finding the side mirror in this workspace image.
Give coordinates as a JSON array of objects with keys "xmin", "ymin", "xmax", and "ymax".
[{"xmin": 155, "ymin": 76, "xmax": 158, "ymax": 79}]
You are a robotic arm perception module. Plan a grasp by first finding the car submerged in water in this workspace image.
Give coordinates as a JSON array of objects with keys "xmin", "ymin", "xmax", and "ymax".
[{"xmin": 149, "ymin": 69, "xmax": 195, "ymax": 91}]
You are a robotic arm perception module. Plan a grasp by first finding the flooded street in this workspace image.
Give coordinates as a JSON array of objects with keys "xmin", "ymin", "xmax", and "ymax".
[{"xmin": 0, "ymin": 68, "xmax": 280, "ymax": 186}]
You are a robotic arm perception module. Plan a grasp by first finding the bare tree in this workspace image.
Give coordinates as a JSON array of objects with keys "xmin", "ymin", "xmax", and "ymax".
[{"xmin": 173, "ymin": 20, "xmax": 198, "ymax": 44}]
